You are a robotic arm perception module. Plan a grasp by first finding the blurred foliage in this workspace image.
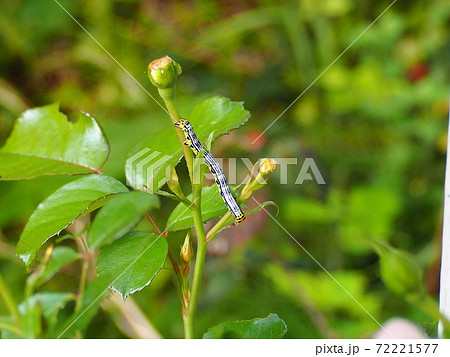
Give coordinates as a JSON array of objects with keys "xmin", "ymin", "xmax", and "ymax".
[{"xmin": 1, "ymin": 0, "xmax": 449, "ymax": 338}]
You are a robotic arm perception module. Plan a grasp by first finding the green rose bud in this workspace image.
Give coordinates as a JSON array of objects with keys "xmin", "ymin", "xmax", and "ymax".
[
  {"xmin": 180, "ymin": 233, "xmax": 193, "ymax": 265},
  {"xmin": 240, "ymin": 158, "xmax": 277, "ymax": 201},
  {"xmin": 374, "ymin": 241, "xmax": 426, "ymax": 300},
  {"xmin": 147, "ymin": 56, "xmax": 182, "ymax": 89}
]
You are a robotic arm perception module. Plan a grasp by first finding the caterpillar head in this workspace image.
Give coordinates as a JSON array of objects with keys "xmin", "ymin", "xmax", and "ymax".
[{"xmin": 174, "ymin": 118, "xmax": 189, "ymax": 130}]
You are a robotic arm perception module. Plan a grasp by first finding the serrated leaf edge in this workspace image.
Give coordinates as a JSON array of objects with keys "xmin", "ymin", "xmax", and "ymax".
[
  {"xmin": 102, "ymin": 235, "xmax": 168, "ymax": 301},
  {"xmin": 18, "ymin": 189, "xmax": 128, "ymax": 266}
]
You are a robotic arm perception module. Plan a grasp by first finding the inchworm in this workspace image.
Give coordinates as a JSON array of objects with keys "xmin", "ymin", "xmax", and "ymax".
[{"xmin": 174, "ymin": 118, "xmax": 245, "ymax": 223}]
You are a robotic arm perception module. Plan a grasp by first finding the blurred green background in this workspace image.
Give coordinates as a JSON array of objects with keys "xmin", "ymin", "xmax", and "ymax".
[{"xmin": 0, "ymin": 0, "xmax": 449, "ymax": 338}]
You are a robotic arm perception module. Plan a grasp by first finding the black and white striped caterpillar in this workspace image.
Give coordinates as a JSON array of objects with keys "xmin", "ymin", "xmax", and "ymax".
[{"xmin": 174, "ymin": 118, "xmax": 245, "ymax": 223}]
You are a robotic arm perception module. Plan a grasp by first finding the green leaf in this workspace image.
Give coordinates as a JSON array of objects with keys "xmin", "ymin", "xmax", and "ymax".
[
  {"xmin": 126, "ymin": 96, "xmax": 249, "ymax": 192},
  {"xmin": 0, "ymin": 103, "xmax": 109, "ymax": 180},
  {"xmin": 19, "ymin": 292, "xmax": 73, "ymax": 320},
  {"xmin": 20, "ymin": 292, "xmax": 74, "ymax": 336},
  {"xmin": 203, "ymin": 314, "xmax": 287, "ymax": 339},
  {"xmin": 16, "ymin": 175, "xmax": 128, "ymax": 267},
  {"xmin": 42, "ymin": 247, "xmax": 80, "ymax": 282},
  {"xmin": 87, "ymin": 191, "xmax": 160, "ymax": 250},
  {"xmin": 56, "ymin": 275, "xmax": 113, "ymax": 338},
  {"xmin": 97, "ymin": 232, "xmax": 168, "ymax": 300},
  {"xmin": 166, "ymin": 185, "xmax": 227, "ymax": 231}
]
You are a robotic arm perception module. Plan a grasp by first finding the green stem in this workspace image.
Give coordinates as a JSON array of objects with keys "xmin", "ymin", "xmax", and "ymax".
[
  {"xmin": 181, "ymin": 266, "xmax": 191, "ymax": 337},
  {"xmin": 0, "ymin": 273, "xmax": 20, "ymax": 322},
  {"xmin": 158, "ymin": 87, "xmax": 194, "ymax": 180},
  {"xmin": 75, "ymin": 256, "xmax": 89, "ymax": 313},
  {"xmin": 158, "ymin": 85, "xmax": 207, "ymax": 339},
  {"xmin": 75, "ymin": 237, "xmax": 89, "ymax": 313},
  {"xmin": 184, "ymin": 181, "xmax": 207, "ymax": 339},
  {"xmin": 182, "ymin": 310, "xmax": 190, "ymax": 338},
  {"xmin": 185, "ymin": 231, "xmax": 207, "ymax": 338},
  {"xmin": 206, "ymin": 212, "xmax": 233, "ymax": 243},
  {"xmin": 240, "ymin": 173, "xmax": 266, "ymax": 202}
]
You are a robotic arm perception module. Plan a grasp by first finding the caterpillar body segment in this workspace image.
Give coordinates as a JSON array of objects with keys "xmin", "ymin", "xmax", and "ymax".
[{"xmin": 174, "ymin": 118, "xmax": 246, "ymax": 223}]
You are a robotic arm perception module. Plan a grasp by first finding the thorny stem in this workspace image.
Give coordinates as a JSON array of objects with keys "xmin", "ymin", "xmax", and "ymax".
[
  {"xmin": 157, "ymin": 79, "xmax": 208, "ymax": 339},
  {"xmin": 184, "ymin": 185, "xmax": 207, "ymax": 338},
  {"xmin": 154, "ymin": 75, "xmax": 276, "ymax": 339},
  {"xmin": 152, "ymin": 60, "xmax": 270, "ymax": 338},
  {"xmin": 185, "ymin": 238, "xmax": 206, "ymax": 339},
  {"xmin": 145, "ymin": 213, "xmax": 166, "ymax": 237}
]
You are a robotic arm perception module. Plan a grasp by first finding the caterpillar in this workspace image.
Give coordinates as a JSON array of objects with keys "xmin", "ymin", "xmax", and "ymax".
[{"xmin": 174, "ymin": 118, "xmax": 245, "ymax": 223}]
